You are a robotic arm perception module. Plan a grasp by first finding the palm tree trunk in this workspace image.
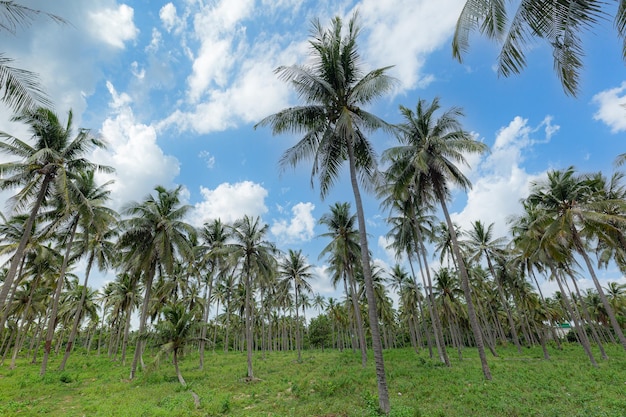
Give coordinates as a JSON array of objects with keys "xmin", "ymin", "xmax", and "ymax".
[
  {"xmin": 346, "ymin": 142, "xmax": 390, "ymax": 414},
  {"xmin": 485, "ymin": 254, "xmax": 522, "ymax": 353},
  {"xmin": 40, "ymin": 217, "xmax": 79, "ymax": 376},
  {"xmin": 244, "ymin": 266, "xmax": 254, "ymax": 379},
  {"xmin": 574, "ymin": 234, "xmax": 626, "ymax": 350},
  {"xmin": 568, "ymin": 273, "xmax": 608, "ymax": 360},
  {"xmin": 416, "ymin": 237, "xmax": 449, "ymax": 366},
  {"xmin": 60, "ymin": 250, "xmax": 96, "ymax": 371},
  {"xmin": 173, "ymin": 349, "xmax": 187, "ymax": 386},
  {"xmin": 347, "ymin": 267, "xmax": 367, "ymax": 366},
  {"xmin": 130, "ymin": 262, "xmax": 156, "ymax": 379},
  {"xmin": 120, "ymin": 305, "xmax": 133, "ymax": 365},
  {"xmin": 0, "ymin": 176, "xmax": 52, "ymax": 333},
  {"xmin": 552, "ymin": 266, "xmax": 597, "ymax": 366},
  {"xmin": 438, "ymin": 197, "xmax": 491, "ymax": 380},
  {"xmin": 199, "ymin": 272, "xmax": 213, "ymax": 369}
]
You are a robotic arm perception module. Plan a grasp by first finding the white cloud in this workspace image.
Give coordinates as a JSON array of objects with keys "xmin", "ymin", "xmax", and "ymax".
[
  {"xmin": 190, "ymin": 181, "xmax": 268, "ymax": 226},
  {"xmin": 378, "ymin": 235, "xmax": 399, "ymax": 264},
  {"xmin": 271, "ymin": 202, "xmax": 316, "ymax": 243},
  {"xmin": 198, "ymin": 150, "xmax": 215, "ymax": 169},
  {"xmin": 592, "ymin": 82, "xmax": 626, "ymax": 133},
  {"xmin": 359, "ymin": 0, "xmax": 465, "ymax": 91},
  {"xmin": 89, "ymin": 4, "xmax": 139, "ymax": 49},
  {"xmin": 452, "ymin": 116, "xmax": 556, "ymax": 238},
  {"xmin": 92, "ymin": 82, "xmax": 180, "ymax": 210}
]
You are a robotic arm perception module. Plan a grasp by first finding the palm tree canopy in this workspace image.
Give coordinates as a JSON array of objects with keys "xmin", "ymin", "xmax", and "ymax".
[
  {"xmin": 452, "ymin": 0, "xmax": 621, "ymax": 96},
  {"xmin": 256, "ymin": 13, "xmax": 397, "ymax": 198},
  {"xmin": 0, "ymin": 2, "xmax": 67, "ymax": 112}
]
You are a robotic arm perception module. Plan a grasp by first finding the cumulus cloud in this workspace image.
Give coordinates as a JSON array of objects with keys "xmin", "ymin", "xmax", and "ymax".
[
  {"xmin": 92, "ymin": 82, "xmax": 180, "ymax": 210},
  {"xmin": 592, "ymin": 82, "xmax": 626, "ymax": 133},
  {"xmin": 359, "ymin": 0, "xmax": 465, "ymax": 90},
  {"xmin": 89, "ymin": 4, "xmax": 139, "ymax": 49},
  {"xmin": 271, "ymin": 202, "xmax": 316, "ymax": 243},
  {"xmin": 190, "ymin": 181, "xmax": 268, "ymax": 226},
  {"xmin": 452, "ymin": 116, "xmax": 556, "ymax": 238}
]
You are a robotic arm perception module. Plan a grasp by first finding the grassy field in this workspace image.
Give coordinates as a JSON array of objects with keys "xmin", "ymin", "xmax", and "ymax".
[{"xmin": 0, "ymin": 343, "xmax": 625, "ymax": 416}]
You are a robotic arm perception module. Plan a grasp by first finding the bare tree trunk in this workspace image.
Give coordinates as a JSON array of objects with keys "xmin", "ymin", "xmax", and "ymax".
[
  {"xmin": 40, "ymin": 218, "xmax": 79, "ymax": 376},
  {"xmin": 439, "ymin": 198, "xmax": 491, "ymax": 380},
  {"xmin": 347, "ymin": 144, "xmax": 389, "ymax": 413}
]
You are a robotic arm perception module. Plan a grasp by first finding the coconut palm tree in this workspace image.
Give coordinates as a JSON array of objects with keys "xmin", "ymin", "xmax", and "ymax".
[
  {"xmin": 526, "ymin": 167, "xmax": 626, "ymax": 350},
  {"xmin": 118, "ymin": 185, "xmax": 195, "ymax": 379},
  {"xmin": 452, "ymin": 0, "xmax": 624, "ymax": 96},
  {"xmin": 256, "ymin": 13, "xmax": 396, "ymax": 411},
  {"xmin": 278, "ymin": 249, "xmax": 314, "ymax": 362},
  {"xmin": 464, "ymin": 220, "xmax": 522, "ymax": 352},
  {"xmin": 196, "ymin": 218, "xmax": 231, "ymax": 369},
  {"xmin": 59, "ymin": 170, "xmax": 117, "ymax": 370},
  {"xmin": 382, "ymin": 96, "xmax": 491, "ymax": 379},
  {"xmin": 318, "ymin": 202, "xmax": 368, "ymax": 366},
  {"xmin": 154, "ymin": 302, "xmax": 199, "ymax": 387},
  {"xmin": 227, "ymin": 215, "xmax": 277, "ymax": 380},
  {"xmin": 0, "ymin": 107, "xmax": 111, "ymax": 331}
]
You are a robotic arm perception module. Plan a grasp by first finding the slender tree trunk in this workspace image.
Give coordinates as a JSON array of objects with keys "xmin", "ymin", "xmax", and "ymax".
[
  {"xmin": 485, "ymin": 254, "xmax": 522, "ymax": 353},
  {"xmin": 130, "ymin": 263, "xmax": 156, "ymax": 379},
  {"xmin": 575, "ymin": 235, "xmax": 626, "ymax": 350},
  {"xmin": 552, "ymin": 267, "xmax": 597, "ymax": 367},
  {"xmin": 0, "ymin": 177, "xmax": 53, "ymax": 333},
  {"xmin": 40, "ymin": 218, "xmax": 79, "ymax": 376},
  {"xmin": 120, "ymin": 306, "xmax": 132, "ymax": 365},
  {"xmin": 199, "ymin": 272, "xmax": 213, "ymax": 369},
  {"xmin": 438, "ymin": 197, "xmax": 491, "ymax": 380},
  {"xmin": 568, "ymin": 273, "xmax": 608, "ymax": 360},
  {"xmin": 346, "ymin": 143, "xmax": 390, "ymax": 414},
  {"xmin": 244, "ymin": 267, "xmax": 254, "ymax": 379},
  {"xmin": 173, "ymin": 349, "xmax": 187, "ymax": 386},
  {"xmin": 60, "ymin": 250, "xmax": 97, "ymax": 371},
  {"xmin": 414, "ymin": 228, "xmax": 449, "ymax": 366},
  {"xmin": 347, "ymin": 267, "xmax": 367, "ymax": 366}
]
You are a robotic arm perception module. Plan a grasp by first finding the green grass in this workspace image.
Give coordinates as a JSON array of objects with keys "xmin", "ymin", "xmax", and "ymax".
[{"xmin": 0, "ymin": 344, "xmax": 625, "ymax": 416}]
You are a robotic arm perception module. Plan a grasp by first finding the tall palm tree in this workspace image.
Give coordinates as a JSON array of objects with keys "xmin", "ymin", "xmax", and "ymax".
[
  {"xmin": 452, "ymin": 0, "xmax": 624, "ymax": 96},
  {"xmin": 118, "ymin": 185, "xmax": 195, "ymax": 379},
  {"xmin": 464, "ymin": 220, "xmax": 522, "ymax": 352},
  {"xmin": 59, "ymin": 170, "xmax": 118, "ymax": 370},
  {"xmin": 318, "ymin": 202, "xmax": 368, "ymax": 366},
  {"xmin": 0, "ymin": 107, "xmax": 111, "ymax": 331},
  {"xmin": 278, "ymin": 249, "xmax": 314, "ymax": 362},
  {"xmin": 227, "ymin": 215, "xmax": 277, "ymax": 380},
  {"xmin": 382, "ymin": 97, "xmax": 491, "ymax": 379},
  {"xmin": 256, "ymin": 13, "xmax": 396, "ymax": 412},
  {"xmin": 196, "ymin": 218, "xmax": 231, "ymax": 369},
  {"xmin": 526, "ymin": 167, "xmax": 626, "ymax": 350}
]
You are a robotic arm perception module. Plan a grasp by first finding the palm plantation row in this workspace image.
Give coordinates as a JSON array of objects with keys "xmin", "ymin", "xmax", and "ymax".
[{"xmin": 2, "ymin": 10, "xmax": 626, "ymax": 414}]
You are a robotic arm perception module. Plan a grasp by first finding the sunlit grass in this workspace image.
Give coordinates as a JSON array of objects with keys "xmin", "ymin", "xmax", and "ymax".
[{"xmin": 0, "ymin": 343, "xmax": 624, "ymax": 416}]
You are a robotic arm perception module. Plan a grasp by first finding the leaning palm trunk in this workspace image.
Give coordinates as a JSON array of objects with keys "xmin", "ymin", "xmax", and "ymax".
[
  {"xmin": 199, "ymin": 272, "xmax": 213, "ymax": 369},
  {"xmin": 60, "ymin": 250, "xmax": 96, "ymax": 370},
  {"xmin": 573, "ymin": 230, "xmax": 626, "ymax": 350},
  {"xmin": 40, "ymin": 217, "xmax": 79, "ymax": 376},
  {"xmin": 438, "ymin": 197, "xmax": 491, "ymax": 380},
  {"xmin": 415, "ymin": 224, "xmax": 450, "ymax": 366},
  {"xmin": 0, "ymin": 177, "xmax": 52, "ymax": 332},
  {"xmin": 486, "ymin": 254, "xmax": 522, "ymax": 353},
  {"xmin": 568, "ymin": 274, "xmax": 608, "ymax": 360},
  {"xmin": 346, "ymin": 142, "xmax": 390, "ymax": 413},
  {"xmin": 552, "ymin": 266, "xmax": 597, "ymax": 366},
  {"xmin": 130, "ymin": 263, "xmax": 156, "ymax": 379}
]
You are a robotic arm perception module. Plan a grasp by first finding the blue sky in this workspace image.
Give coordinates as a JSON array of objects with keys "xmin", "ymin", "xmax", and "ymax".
[{"xmin": 2, "ymin": 0, "xmax": 626, "ymax": 301}]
